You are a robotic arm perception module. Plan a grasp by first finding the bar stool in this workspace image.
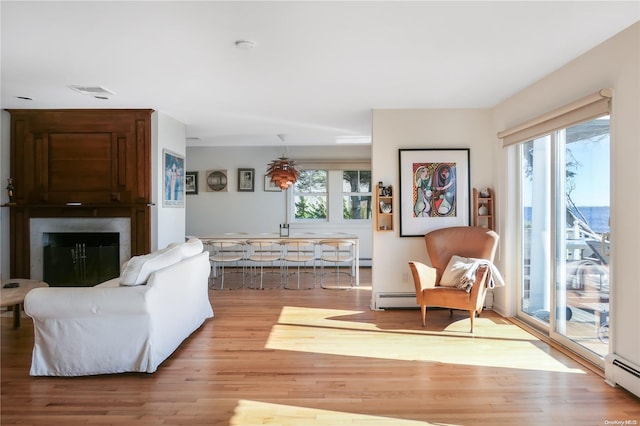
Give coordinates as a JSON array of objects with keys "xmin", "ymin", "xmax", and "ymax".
[
  {"xmin": 205, "ymin": 239, "xmax": 246, "ymax": 290},
  {"xmin": 282, "ymin": 239, "xmax": 317, "ymax": 289},
  {"xmin": 319, "ymin": 239, "xmax": 356, "ymax": 289},
  {"xmin": 246, "ymin": 239, "xmax": 283, "ymax": 289}
]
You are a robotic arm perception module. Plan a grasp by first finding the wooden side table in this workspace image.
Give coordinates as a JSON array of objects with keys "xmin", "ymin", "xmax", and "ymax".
[{"xmin": 1, "ymin": 279, "xmax": 49, "ymax": 328}]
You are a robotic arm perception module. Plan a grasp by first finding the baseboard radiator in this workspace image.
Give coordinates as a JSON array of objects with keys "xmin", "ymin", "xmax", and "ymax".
[
  {"xmin": 605, "ymin": 355, "xmax": 640, "ymax": 398},
  {"xmin": 371, "ymin": 292, "xmax": 493, "ymax": 311},
  {"xmin": 372, "ymin": 292, "xmax": 417, "ymax": 310}
]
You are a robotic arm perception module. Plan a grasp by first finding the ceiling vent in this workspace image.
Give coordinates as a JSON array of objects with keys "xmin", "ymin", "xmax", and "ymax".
[{"xmin": 68, "ymin": 85, "xmax": 115, "ymax": 97}]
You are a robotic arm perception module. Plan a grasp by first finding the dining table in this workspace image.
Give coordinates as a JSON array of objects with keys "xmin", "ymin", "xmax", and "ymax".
[{"xmin": 194, "ymin": 232, "xmax": 360, "ymax": 286}]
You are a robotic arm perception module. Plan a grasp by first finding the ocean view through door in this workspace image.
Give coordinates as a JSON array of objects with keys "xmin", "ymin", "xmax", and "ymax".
[{"xmin": 519, "ymin": 116, "xmax": 610, "ymax": 365}]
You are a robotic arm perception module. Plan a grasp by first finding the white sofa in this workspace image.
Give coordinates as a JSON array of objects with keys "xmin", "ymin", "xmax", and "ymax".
[{"xmin": 24, "ymin": 238, "xmax": 213, "ymax": 376}]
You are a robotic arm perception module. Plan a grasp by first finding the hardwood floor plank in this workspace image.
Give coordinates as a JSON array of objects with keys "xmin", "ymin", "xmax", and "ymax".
[{"xmin": 2, "ymin": 269, "xmax": 638, "ymax": 425}]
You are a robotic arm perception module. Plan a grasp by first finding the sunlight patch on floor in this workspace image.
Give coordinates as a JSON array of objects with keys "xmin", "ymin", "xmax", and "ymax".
[
  {"xmin": 277, "ymin": 306, "xmax": 537, "ymax": 340},
  {"xmin": 230, "ymin": 399, "xmax": 455, "ymax": 425},
  {"xmin": 267, "ymin": 306, "xmax": 585, "ymax": 374}
]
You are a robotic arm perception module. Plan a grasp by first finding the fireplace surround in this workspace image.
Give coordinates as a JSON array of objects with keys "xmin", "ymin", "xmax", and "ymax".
[
  {"xmin": 7, "ymin": 109, "xmax": 152, "ymax": 278},
  {"xmin": 31, "ymin": 218, "xmax": 130, "ymax": 283}
]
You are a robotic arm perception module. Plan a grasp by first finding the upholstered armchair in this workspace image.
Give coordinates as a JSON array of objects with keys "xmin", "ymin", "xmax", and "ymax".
[{"xmin": 408, "ymin": 226, "xmax": 499, "ymax": 332}]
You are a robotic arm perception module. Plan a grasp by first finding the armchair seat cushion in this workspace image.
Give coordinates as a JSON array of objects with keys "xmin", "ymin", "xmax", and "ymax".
[{"xmin": 422, "ymin": 286, "xmax": 472, "ymax": 308}]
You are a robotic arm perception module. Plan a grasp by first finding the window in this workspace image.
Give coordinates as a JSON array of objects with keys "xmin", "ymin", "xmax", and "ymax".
[
  {"xmin": 500, "ymin": 90, "xmax": 611, "ymax": 367},
  {"xmin": 342, "ymin": 170, "xmax": 372, "ymax": 220},
  {"xmin": 290, "ymin": 166, "xmax": 372, "ymax": 224},
  {"xmin": 519, "ymin": 117, "xmax": 610, "ymax": 363},
  {"xmin": 293, "ymin": 170, "xmax": 327, "ymax": 220}
]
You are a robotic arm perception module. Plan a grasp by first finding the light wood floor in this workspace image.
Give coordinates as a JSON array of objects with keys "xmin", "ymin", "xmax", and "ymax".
[{"xmin": 2, "ymin": 269, "xmax": 639, "ymax": 425}]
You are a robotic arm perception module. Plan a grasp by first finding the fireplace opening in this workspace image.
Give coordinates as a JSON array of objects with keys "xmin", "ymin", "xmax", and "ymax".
[{"xmin": 43, "ymin": 232, "xmax": 120, "ymax": 287}]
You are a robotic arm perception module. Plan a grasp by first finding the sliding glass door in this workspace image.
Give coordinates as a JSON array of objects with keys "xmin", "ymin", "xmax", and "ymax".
[{"xmin": 519, "ymin": 116, "xmax": 610, "ymax": 365}]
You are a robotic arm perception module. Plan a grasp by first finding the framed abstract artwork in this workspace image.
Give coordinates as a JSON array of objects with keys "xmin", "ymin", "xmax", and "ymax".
[
  {"xmin": 162, "ymin": 149, "xmax": 185, "ymax": 207},
  {"xmin": 398, "ymin": 148, "xmax": 470, "ymax": 237}
]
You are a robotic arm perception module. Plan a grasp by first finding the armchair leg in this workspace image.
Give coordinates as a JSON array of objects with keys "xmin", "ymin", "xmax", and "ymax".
[
  {"xmin": 421, "ymin": 305, "xmax": 427, "ymax": 327},
  {"xmin": 469, "ymin": 310, "xmax": 475, "ymax": 333}
]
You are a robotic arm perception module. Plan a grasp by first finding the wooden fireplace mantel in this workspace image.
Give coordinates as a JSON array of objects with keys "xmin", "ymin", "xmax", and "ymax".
[{"xmin": 6, "ymin": 109, "xmax": 153, "ymax": 278}]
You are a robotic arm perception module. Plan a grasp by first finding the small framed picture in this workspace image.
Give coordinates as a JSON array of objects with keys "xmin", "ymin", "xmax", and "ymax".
[
  {"xmin": 185, "ymin": 171, "xmax": 198, "ymax": 195},
  {"xmin": 162, "ymin": 149, "xmax": 185, "ymax": 207},
  {"xmin": 264, "ymin": 175, "xmax": 282, "ymax": 192},
  {"xmin": 238, "ymin": 168, "xmax": 255, "ymax": 192}
]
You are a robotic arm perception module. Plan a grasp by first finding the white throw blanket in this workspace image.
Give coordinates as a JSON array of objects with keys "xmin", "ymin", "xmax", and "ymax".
[{"xmin": 455, "ymin": 258, "xmax": 505, "ymax": 293}]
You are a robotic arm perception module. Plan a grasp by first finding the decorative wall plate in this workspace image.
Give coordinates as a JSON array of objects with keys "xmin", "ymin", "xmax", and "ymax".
[{"xmin": 206, "ymin": 170, "xmax": 228, "ymax": 192}]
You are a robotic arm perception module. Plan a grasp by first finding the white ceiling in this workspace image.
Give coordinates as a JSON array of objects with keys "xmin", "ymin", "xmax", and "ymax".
[{"xmin": 2, "ymin": 1, "xmax": 639, "ymax": 147}]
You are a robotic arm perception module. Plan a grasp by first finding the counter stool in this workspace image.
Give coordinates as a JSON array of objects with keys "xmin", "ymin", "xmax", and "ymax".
[
  {"xmin": 247, "ymin": 239, "xmax": 283, "ymax": 289},
  {"xmin": 205, "ymin": 239, "xmax": 246, "ymax": 290},
  {"xmin": 282, "ymin": 239, "xmax": 316, "ymax": 289},
  {"xmin": 319, "ymin": 239, "xmax": 355, "ymax": 289}
]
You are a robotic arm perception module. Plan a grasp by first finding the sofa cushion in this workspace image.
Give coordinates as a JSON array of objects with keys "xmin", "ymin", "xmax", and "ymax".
[
  {"xmin": 439, "ymin": 255, "xmax": 474, "ymax": 288},
  {"xmin": 120, "ymin": 246, "xmax": 183, "ymax": 286},
  {"xmin": 168, "ymin": 238, "xmax": 203, "ymax": 259}
]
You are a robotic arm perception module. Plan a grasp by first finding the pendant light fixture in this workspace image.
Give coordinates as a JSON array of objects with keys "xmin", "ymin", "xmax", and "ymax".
[
  {"xmin": 266, "ymin": 136, "xmax": 300, "ymax": 190},
  {"xmin": 266, "ymin": 156, "xmax": 300, "ymax": 190}
]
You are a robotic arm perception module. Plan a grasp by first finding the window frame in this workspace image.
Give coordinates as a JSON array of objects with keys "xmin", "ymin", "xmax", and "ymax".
[
  {"xmin": 291, "ymin": 169, "xmax": 329, "ymax": 222},
  {"xmin": 341, "ymin": 170, "xmax": 372, "ymax": 221},
  {"xmin": 289, "ymin": 162, "xmax": 372, "ymax": 225},
  {"xmin": 515, "ymin": 115, "xmax": 611, "ymax": 369}
]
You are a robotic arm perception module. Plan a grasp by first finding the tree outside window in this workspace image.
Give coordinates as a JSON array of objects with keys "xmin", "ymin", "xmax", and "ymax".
[
  {"xmin": 293, "ymin": 170, "xmax": 327, "ymax": 220},
  {"xmin": 343, "ymin": 170, "xmax": 371, "ymax": 220}
]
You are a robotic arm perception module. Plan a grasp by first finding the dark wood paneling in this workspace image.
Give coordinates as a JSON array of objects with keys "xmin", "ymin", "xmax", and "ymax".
[
  {"xmin": 135, "ymin": 119, "xmax": 149, "ymax": 203},
  {"xmin": 48, "ymin": 133, "xmax": 112, "ymax": 192},
  {"xmin": 33, "ymin": 133, "xmax": 46, "ymax": 197},
  {"xmin": 9, "ymin": 208, "xmax": 29, "ymax": 278},
  {"xmin": 10, "ymin": 119, "xmax": 26, "ymax": 203},
  {"xmin": 117, "ymin": 135, "xmax": 127, "ymax": 188},
  {"xmin": 133, "ymin": 206, "xmax": 150, "ymax": 256},
  {"xmin": 6, "ymin": 109, "xmax": 154, "ymax": 278}
]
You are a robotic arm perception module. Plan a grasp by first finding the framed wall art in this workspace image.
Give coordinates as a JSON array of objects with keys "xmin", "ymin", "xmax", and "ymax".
[
  {"xmin": 398, "ymin": 148, "xmax": 470, "ymax": 237},
  {"xmin": 238, "ymin": 168, "xmax": 255, "ymax": 192},
  {"xmin": 162, "ymin": 149, "xmax": 185, "ymax": 207},
  {"xmin": 206, "ymin": 170, "xmax": 228, "ymax": 192},
  {"xmin": 185, "ymin": 171, "xmax": 198, "ymax": 195}
]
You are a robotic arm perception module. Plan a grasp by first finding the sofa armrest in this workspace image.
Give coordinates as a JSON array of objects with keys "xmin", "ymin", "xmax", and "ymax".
[{"xmin": 24, "ymin": 286, "xmax": 149, "ymax": 320}]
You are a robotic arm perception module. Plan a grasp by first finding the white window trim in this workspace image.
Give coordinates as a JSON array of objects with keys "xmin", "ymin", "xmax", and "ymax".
[
  {"xmin": 289, "ymin": 164, "xmax": 372, "ymax": 225},
  {"xmin": 342, "ymin": 170, "xmax": 373, "ymax": 222}
]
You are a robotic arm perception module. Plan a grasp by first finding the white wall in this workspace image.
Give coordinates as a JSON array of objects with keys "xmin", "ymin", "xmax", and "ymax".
[
  {"xmin": 185, "ymin": 145, "xmax": 373, "ymax": 261},
  {"xmin": 492, "ymin": 23, "xmax": 640, "ymax": 375},
  {"xmin": 153, "ymin": 112, "xmax": 187, "ymax": 250},
  {"xmin": 371, "ymin": 109, "xmax": 495, "ymax": 301}
]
